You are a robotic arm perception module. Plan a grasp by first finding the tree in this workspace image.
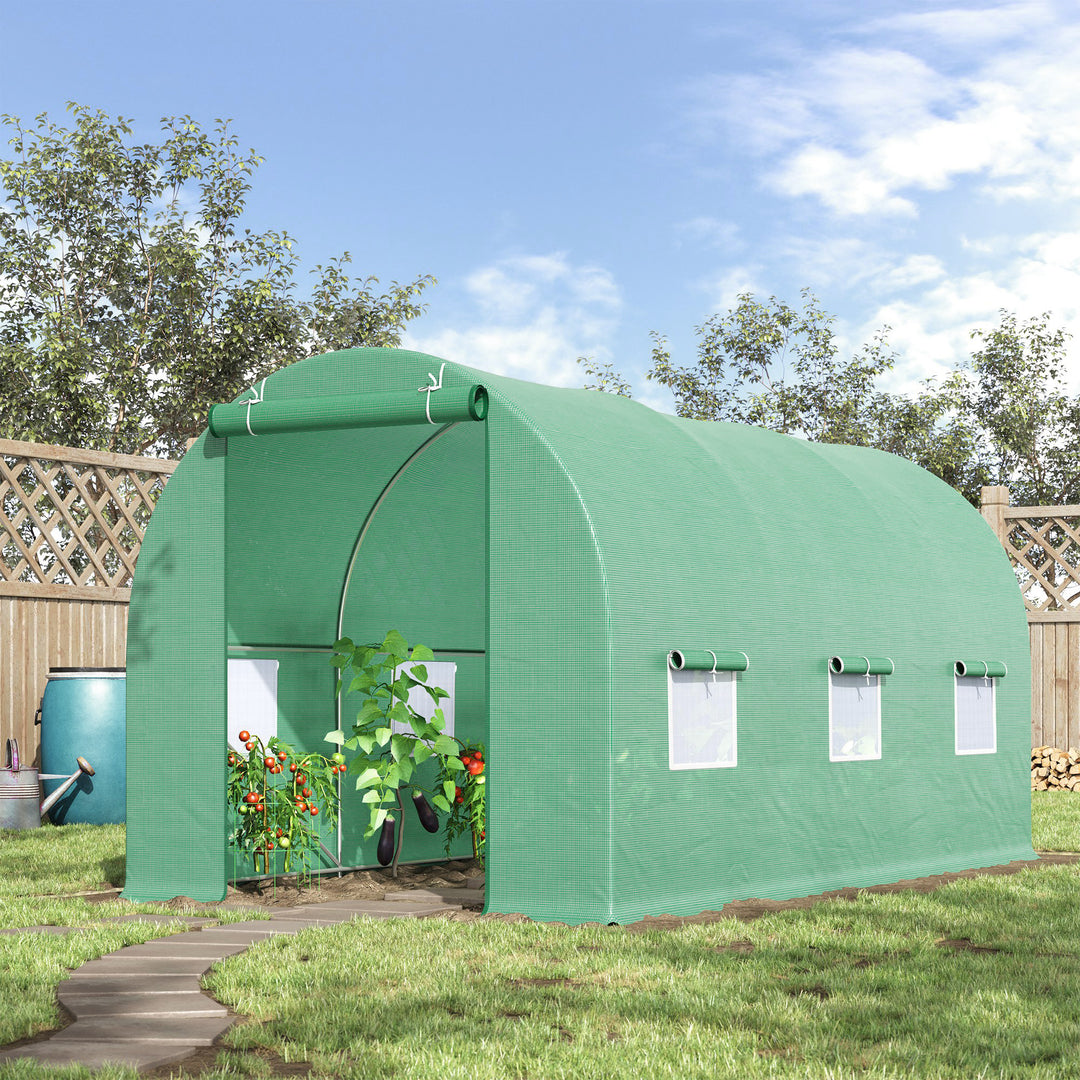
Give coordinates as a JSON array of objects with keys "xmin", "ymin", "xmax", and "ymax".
[
  {"xmin": 0, "ymin": 104, "xmax": 434, "ymax": 457},
  {"xmin": 586, "ymin": 290, "xmax": 1077, "ymax": 508},
  {"xmin": 646, "ymin": 288, "xmax": 898, "ymax": 446}
]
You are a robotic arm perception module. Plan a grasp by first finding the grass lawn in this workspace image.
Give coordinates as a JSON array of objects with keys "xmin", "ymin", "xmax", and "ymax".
[
  {"xmin": 0, "ymin": 795, "xmax": 1078, "ymax": 1078},
  {"xmin": 1032, "ymin": 790, "xmax": 1080, "ymax": 851}
]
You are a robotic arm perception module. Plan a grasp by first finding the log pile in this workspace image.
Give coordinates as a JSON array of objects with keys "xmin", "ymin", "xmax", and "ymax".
[{"xmin": 1031, "ymin": 746, "xmax": 1080, "ymax": 790}]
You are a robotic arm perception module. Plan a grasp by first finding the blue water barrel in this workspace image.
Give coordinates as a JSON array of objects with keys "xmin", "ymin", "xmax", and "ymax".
[{"xmin": 40, "ymin": 668, "xmax": 126, "ymax": 825}]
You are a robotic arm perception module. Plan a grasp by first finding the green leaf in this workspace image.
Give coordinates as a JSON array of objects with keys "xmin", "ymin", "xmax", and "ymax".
[
  {"xmin": 383, "ymin": 629, "xmax": 409, "ymax": 660},
  {"xmin": 408, "ymin": 664, "xmax": 428, "ymax": 683},
  {"xmin": 323, "ymin": 729, "xmax": 345, "ymax": 746},
  {"xmin": 397, "ymin": 756, "xmax": 414, "ymax": 783},
  {"xmin": 429, "ymin": 708, "xmax": 446, "ymax": 731},
  {"xmin": 356, "ymin": 768, "xmax": 381, "ymax": 789},
  {"xmin": 445, "ymin": 756, "xmax": 463, "ymax": 771},
  {"xmin": 332, "ymin": 637, "xmax": 353, "ymax": 652},
  {"xmin": 375, "ymin": 726, "xmax": 392, "ymax": 747},
  {"xmin": 410, "ymin": 644, "xmax": 435, "ymax": 662},
  {"xmin": 390, "ymin": 734, "xmax": 412, "ymax": 763},
  {"xmin": 362, "ymin": 789, "xmax": 381, "ymax": 803},
  {"xmin": 433, "ymin": 734, "xmax": 458, "ymax": 755},
  {"xmin": 353, "ymin": 734, "xmax": 375, "ymax": 754},
  {"xmin": 442, "ymin": 779, "xmax": 456, "ymax": 802},
  {"xmin": 412, "ymin": 742, "xmax": 434, "ymax": 765},
  {"xmin": 330, "ymin": 654, "xmax": 349, "ymax": 668},
  {"xmin": 432, "ymin": 795, "xmax": 451, "ymax": 812}
]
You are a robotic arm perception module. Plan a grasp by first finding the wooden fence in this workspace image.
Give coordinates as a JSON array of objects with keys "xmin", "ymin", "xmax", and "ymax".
[
  {"xmin": 0, "ymin": 438, "xmax": 175, "ymax": 764},
  {"xmin": 981, "ymin": 485, "xmax": 1080, "ymax": 749}
]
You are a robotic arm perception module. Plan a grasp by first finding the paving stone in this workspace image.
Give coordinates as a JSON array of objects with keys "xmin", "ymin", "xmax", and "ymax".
[
  {"xmin": 77, "ymin": 955, "xmax": 219, "ymax": 975},
  {"xmin": 113, "ymin": 939, "xmax": 249, "ymax": 959},
  {"xmin": 96, "ymin": 914, "xmax": 219, "ymax": 927},
  {"xmin": 466, "ymin": 874, "xmax": 486, "ymax": 890},
  {"xmin": 58, "ymin": 992, "xmax": 228, "ymax": 1019},
  {"xmin": 61, "ymin": 974, "xmax": 203, "ymax": 995},
  {"xmin": 383, "ymin": 887, "xmax": 482, "ymax": 905},
  {"xmin": 49, "ymin": 1015, "xmax": 235, "ymax": 1045},
  {"xmin": 191, "ymin": 929, "xmax": 296, "ymax": 946},
  {"xmin": 0, "ymin": 1040, "xmax": 194, "ymax": 1069}
]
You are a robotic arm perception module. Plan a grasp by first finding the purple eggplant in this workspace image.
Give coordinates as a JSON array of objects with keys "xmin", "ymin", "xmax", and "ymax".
[
  {"xmin": 412, "ymin": 790, "xmax": 439, "ymax": 833},
  {"xmin": 376, "ymin": 816, "xmax": 396, "ymax": 866}
]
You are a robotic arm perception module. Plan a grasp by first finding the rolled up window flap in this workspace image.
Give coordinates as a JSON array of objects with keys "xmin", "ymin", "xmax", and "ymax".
[
  {"xmin": 829, "ymin": 655, "xmax": 894, "ymax": 676},
  {"xmin": 955, "ymin": 660, "xmax": 1007, "ymax": 678},
  {"xmin": 208, "ymin": 384, "xmax": 488, "ymax": 438},
  {"xmin": 668, "ymin": 649, "xmax": 749, "ymax": 672}
]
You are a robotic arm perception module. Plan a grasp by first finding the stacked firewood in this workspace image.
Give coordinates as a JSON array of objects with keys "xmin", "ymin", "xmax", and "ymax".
[{"xmin": 1032, "ymin": 746, "xmax": 1080, "ymax": 790}]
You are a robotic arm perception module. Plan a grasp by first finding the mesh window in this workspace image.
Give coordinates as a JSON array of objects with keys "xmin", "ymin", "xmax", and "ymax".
[
  {"xmin": 955, "ymin": 676, "xmax": 996, "ymax": 754},
  {"xmin": 668, "ymin": 668, "xmax": 737, "ymax": 770},
  {"xmin": 829, "ymin": 672, "xmax": 881, "ymax": 761}
]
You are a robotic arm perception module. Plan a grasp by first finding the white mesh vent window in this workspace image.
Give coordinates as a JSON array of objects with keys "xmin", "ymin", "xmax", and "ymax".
[
  {"xmin": 668, "ymin": 668, "xmax": 737, "ymax": 770},
  {"xmin": 829, "ymin": 672, "xmax": 881, "ymax": 762},
  {"xmin": 955, "ymin": 676, "xmax": 996, "ymax": 755}
]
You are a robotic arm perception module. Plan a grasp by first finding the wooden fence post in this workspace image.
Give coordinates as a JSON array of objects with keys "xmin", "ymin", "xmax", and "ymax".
[{"xmin": 980, "ymin": 485, "xmax": 1010, "ymax": 546}]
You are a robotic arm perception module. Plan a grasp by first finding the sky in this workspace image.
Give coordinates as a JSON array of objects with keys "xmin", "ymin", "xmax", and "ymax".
[{"xmin": 2, "ymin": 0, "xmax": 1079, "ymax": 411}]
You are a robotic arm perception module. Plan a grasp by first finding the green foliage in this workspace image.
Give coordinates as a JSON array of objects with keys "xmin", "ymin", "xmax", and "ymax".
[
  {"xmin": 648, "ymin": 288, "xmax": 897, "ymax": 445},
  {"xmin": 0, "ymin": 103, "xmax": 434, "ymax": 457},
  {"xmin": 436, "ymin": 742, "xmax": 486, "ymax": 866},
  {"xmin": 600, "ymin": 288, "xmax": 1077, "ymax": 507},
  {"xmin": 226, "ymin": 733, "xmax": 340, "ymax": 879},
  {"xmin": 327, "ymin": 630, "xmax": 483, "ymax": 873},
  {"xmin": 578, "ymin": 355, "xmax": 632, "ymax": 397}
]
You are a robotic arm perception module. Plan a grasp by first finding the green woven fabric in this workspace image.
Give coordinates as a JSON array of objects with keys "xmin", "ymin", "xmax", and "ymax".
[{"xmin": 124, "ymin": 348, "xmax": 1035, "ymax": 919}]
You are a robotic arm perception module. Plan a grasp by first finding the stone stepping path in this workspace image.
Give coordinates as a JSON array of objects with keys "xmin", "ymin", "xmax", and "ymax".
[{"xmin": 0, "ymin": 887, "xmax": 482, "ymax": 1072}]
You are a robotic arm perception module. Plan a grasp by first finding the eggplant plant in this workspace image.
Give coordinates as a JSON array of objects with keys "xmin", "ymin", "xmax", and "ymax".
[{"xmin": 325, "ymin": 629, "xmax": 482, "ymax": 875}]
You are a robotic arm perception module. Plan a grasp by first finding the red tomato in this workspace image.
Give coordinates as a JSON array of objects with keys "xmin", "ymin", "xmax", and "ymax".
[
  {"xmin": 467, "ymin": 761, "xmax": 483, "ymax": 775},
  {"xmin": 255, "ymin": 803, "xmax": 265, "ymax": 813},
  {"xmin": 264, "ymin": 756, "xmax": 276, "ymax": 768},
  {"xmin": 461, "ymin": 755, "xmax": 472, "ymax": 766},
  {"xmin": 276, "ymin": 827, "xmax": 283, "ymax": 837},
  {"xmin": 289, "ymin": 763, "xmax": 297, "ymax": 773},
  {"xmin": 244, "ymin": 792, "xmax": 257, "ymax": 804},
  {"xmin": 330, "ymin": 765, "xmax": 338, "ymax": 774},
  {"xmin": 277, "ymin": 751, "xmax": 287, "ymax": 762},
  {"xmin": 310, "ymin": 806, "xmax": 319, "ymax": 816},
  {"xmin": 296, "ymin": 774, "xmax": 306, "ymax": 784},
  {"xmin": 246, "ymin": 741, "xmax": 255, "ymax": 751},
  {"xmin": 238, "ymin": 730, "xmax": 250, "ymax": 742},
  {"xmin": 227, "ymin": 754, "xmax": 236, "ymax": 766},
  {"xmin": 296, "ymin": 801, "xmax": 307, "ymax": 812},
  {"xmin": 302, "ymin": 787, "xmax": 312, "ymax": 798},
  {"xmin": 267, "ymin": 841, "xmax": 274, "ymax": 850}
]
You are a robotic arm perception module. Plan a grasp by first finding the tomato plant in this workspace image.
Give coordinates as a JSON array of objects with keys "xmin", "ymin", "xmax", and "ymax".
[
  {"xmin": 326, "ymin": 629, "xmax": 487, "ymax": 874},
  {"xmin": 226, "ymin": 730, "xmax": 340, "ymax": 882}
]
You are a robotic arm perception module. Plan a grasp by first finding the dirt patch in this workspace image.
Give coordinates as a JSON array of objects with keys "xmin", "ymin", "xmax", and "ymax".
[
  {"xmin": 935, "ymin": 937, "xmax": 1001, "ymax": 955},
  {"xmin": 618, "ymin": 853, "xmax": 1080, "ymax": 932},
  {"xmin": 132, "ymin": 859, "xmax": 482, "ymax": 914}
]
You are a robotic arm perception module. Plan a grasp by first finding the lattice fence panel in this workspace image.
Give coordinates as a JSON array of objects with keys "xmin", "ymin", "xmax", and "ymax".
[
  {"xmin": 1003, "ymin": 512, "xmax": 1080, "ymax": 613},
  {"xmin": 0, "ymin": 441, "xmax": 176, "ymax": 594}
]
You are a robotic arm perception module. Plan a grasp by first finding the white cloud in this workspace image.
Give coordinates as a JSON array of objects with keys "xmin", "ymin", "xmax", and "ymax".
[
  {"xmin": 855, "ymin": 232, "xmax": 1080, "ymax": 395},
  {"xmin": 685, "ymin": 7, "xmax": 1080, "ymax": 217},
  {"xmin": 404, "ymin": 252, "xmax": 621, "ymax": 388}
]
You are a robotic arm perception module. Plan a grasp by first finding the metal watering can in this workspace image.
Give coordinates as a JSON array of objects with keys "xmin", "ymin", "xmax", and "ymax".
[{"xmin": 0, "ymin": 739, "xmax": 95, "ymax": 829}]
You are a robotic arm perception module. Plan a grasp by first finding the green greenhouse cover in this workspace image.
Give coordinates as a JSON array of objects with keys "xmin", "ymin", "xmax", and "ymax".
[{"xmin": 123, "ymin": 348, "xmax": 1035, "ymax": 923}]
